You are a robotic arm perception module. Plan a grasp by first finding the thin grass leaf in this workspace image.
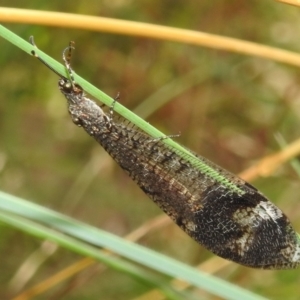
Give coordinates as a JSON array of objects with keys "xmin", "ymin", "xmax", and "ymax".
[
  {"xmin": 0, "ymin": 24, "xmax": 240, "ymax": 180},
  {"xmin": 0, "ymin": 211, "xmax": 185, "ymax": 300},
  {"xmin": 0, "ymin": 191, "xmax": 267, "ymax": 300}
]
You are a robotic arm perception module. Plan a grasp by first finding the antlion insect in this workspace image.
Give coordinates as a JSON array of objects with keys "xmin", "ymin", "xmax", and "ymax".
[{"xmin": 30, "ymin": 36, "xmax": 300, "ymax": 269}]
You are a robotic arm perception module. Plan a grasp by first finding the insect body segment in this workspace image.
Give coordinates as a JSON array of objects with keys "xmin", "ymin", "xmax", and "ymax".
[{"xmin": 30, "ymin": 37, "xmax": 300, "ymax": 269}]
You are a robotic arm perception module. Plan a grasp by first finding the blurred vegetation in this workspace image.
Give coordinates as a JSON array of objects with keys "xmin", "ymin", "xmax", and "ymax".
[{"xmin": 1, "ymin": 1, "xmax": 300, "ymax": 299}]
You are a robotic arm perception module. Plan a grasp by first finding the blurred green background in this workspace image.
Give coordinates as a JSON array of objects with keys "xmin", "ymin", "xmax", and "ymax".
[{"xmin": 1, "ymin": 1, "xmax": 300, "ymax": 299}]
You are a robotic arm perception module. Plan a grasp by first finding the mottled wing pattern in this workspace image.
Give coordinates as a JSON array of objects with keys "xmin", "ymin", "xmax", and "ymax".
[
  {"xmin": 31, "ymin": 39, "xmax": 300, "ymax": 269},
  {"xmin": 91, "ymin": 119, "xmax": 300, "ymax": 269}
]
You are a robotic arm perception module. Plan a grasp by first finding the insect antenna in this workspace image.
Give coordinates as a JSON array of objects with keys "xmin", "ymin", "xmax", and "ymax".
[{"xmin": 62, "ymin": 41, "xmax": 77, "ymax": 88}]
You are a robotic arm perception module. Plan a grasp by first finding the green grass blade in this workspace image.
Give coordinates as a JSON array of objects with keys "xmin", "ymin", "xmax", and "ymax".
[
  {"xmin": 0, "ymin": 191, "xmax": 267, "ymax": 300},
  {"xmin": 0, "ymin": 24, "xmax": 243, "ymax": 194},
  {"xmin": 0, "ymin": 211, "xmax": 186, "ymax": 300}
]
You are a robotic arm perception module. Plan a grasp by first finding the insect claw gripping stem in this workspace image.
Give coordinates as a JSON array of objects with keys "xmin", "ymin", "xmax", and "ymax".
[
  {"xmin": 109, "ymin": 92, "xmax": 120, "ymax": 121},
  {"xmin": 31, "ymin": 37, "xmax": 300, "ymax": 269}
]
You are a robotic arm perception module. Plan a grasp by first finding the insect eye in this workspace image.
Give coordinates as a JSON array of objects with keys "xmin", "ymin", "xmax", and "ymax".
[
  {"xmin": 58, "ymin": 79, "xmax": 73, "ymax": 91},
  {"xmin": 65, "ymin": 82, "xmax": 72, "ymax": 89},
  {"xmin": 58, "ymin": 79, "xmax": 66, "ymax": 87}
]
